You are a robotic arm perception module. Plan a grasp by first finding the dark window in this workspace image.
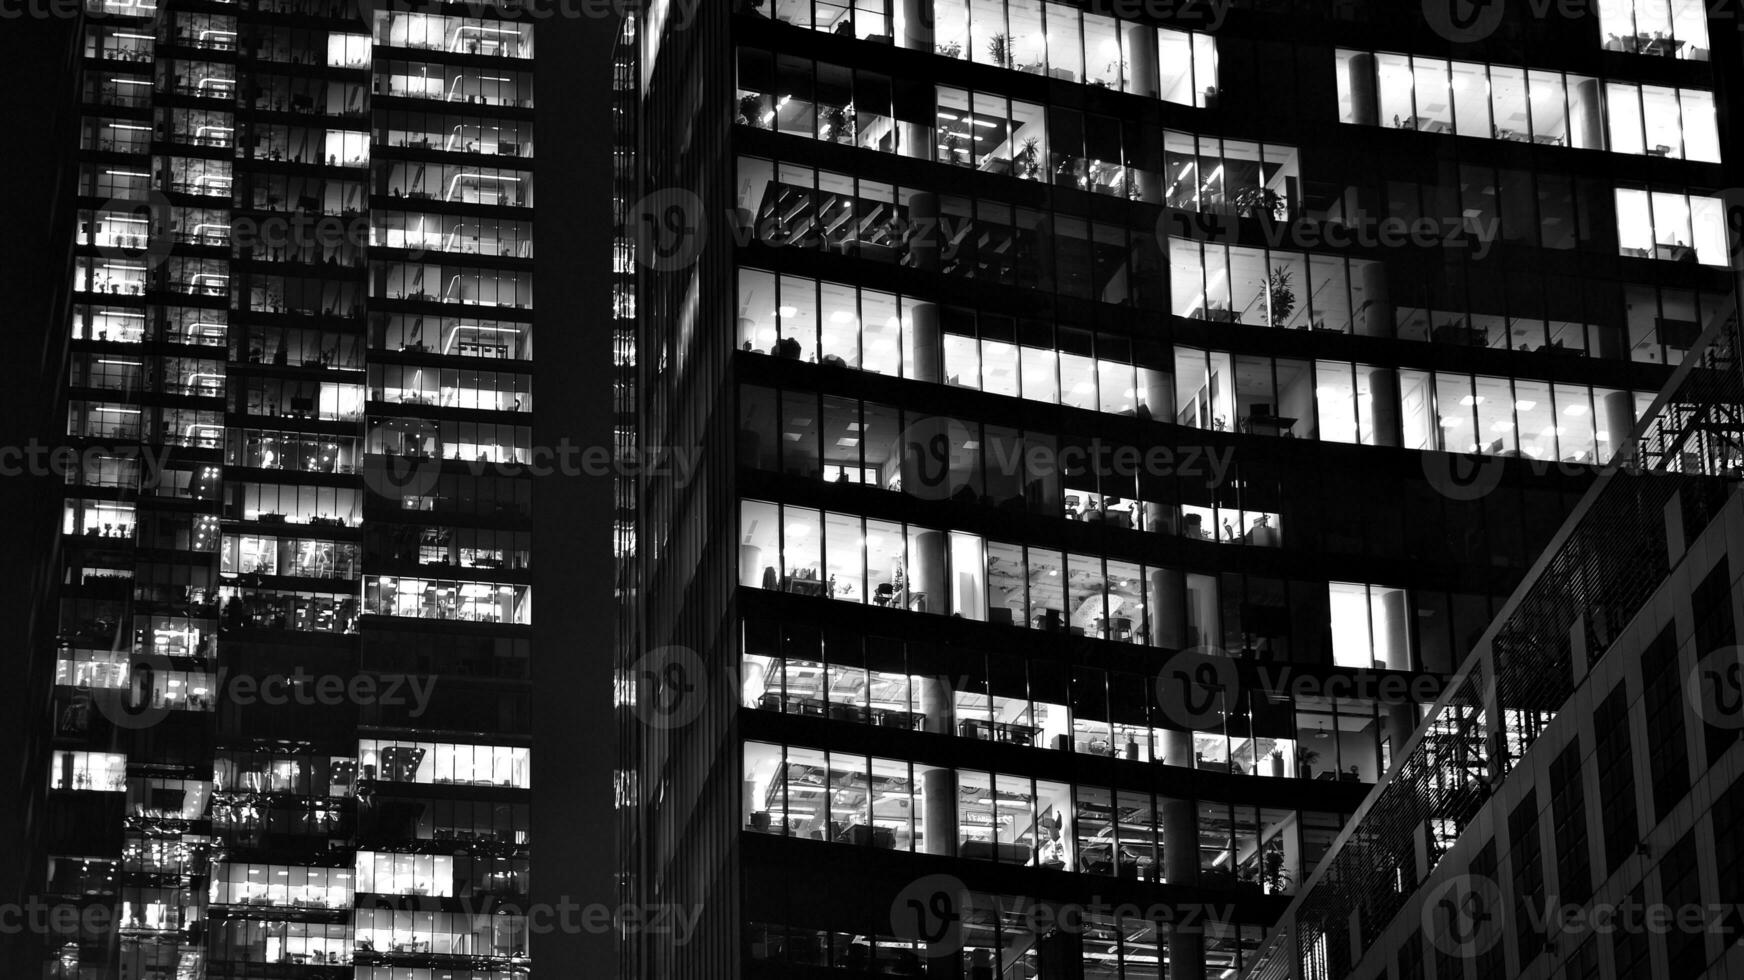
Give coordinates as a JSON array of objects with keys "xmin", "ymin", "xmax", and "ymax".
[
  {"xmin": 1549, "ymin": 739, "xmax": 1591, "ymax": 906},
  {"xmin": 1470, "ymin": 841, "xmax": 1505, "ymax": 975},
  {"xmin": 1509, "ymin": 789, "xmax": 1545, "ymax": 961},
  {"xmin": 1396, "ymin": 930, "xmax": 1425, "ymax": 980},
  {"xmin": 1610, "ymin": 884, "xmax": 1650, "ymax": 977},
  {"xmin": 1691, "ymin": 559, "xmax": 1738, "ymax": 766},
  {"xmin": 1659, "ymin": 831, "xmax": 1706, "ymax": 977},
  {"xmin": 1692, "ymin": 558, "xmax": 1734, "ymax": 654},
  {"xmin": 1641, "ymin": 626, "xmax": 1691, "ymax": 820},
  {"xmin": 1712, "ymin": 777, "xmax": 1744, "ymax": 945},
  {"xmin": 1593, "ymin": 684, "xmax": 1638, "ymax": 874},
  {"xmin": 1559, "ymin": 935, "xmax": 1599, "ymax": 980}
]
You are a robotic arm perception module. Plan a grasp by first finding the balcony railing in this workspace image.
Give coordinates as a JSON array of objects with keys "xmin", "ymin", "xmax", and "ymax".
[{"xmin": 1247, "ymin": 304, "xmax": 1744, "ymax": 980}]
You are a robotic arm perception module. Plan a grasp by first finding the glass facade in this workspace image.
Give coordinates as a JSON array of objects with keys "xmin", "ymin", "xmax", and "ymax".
[
  {"xmin": 623, "ymin": 1, "xmax": 1735, "ymax": 978},
  {"xmin": 44, "ymin": 1, "xmax": 536, "ymax": 977}
]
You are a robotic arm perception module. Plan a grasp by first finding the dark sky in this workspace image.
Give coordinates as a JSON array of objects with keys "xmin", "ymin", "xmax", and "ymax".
[
  {"xmin": 0, "ymin": 17, "xmax": 80, "ymax": 958},
  {"xmin": 529, "ymin": 7, "xmax": 623, "ymax": 975}
]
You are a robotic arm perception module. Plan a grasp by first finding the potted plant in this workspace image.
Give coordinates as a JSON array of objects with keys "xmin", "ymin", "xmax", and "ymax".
[
  {"xmin": 1235, "ymin": 864, "xmax": 1265, "ymax": 896},
  {"xmin": 1095, "ymin": 59, "xmax": 1127, "ymax": 87},
  {"xmin": 986, "ymin": 32, "xmax": 1012, "ymax": 68},
  {"xmin": 1265, "ymin": 267, "xmax": 1296, "ymax": 329},
  {"xmin": 1261, "ymin": 840, "xmax": 1292, "ymax": 894},
  {"xmin": 820, "ymin": 104, "xmax": 852, "ymax": 143},
  {"xmin": 737, "ymin": 93, "xmax": 766, "ymax": 127},
  {"xmin": 1232, "ymin": 186, "xmax": 1284, "ymax": 220},
  {"xmin": 936, "ymin": 40, "xmax": 962, "ymax": 59},
  {"xmin": 1014, "ymin": 136, "xmax": 1041, "ymax": 179},
  {"xmin": 1268, "ymin": 748, "xmax": 1284, "ymax": 778},
  {"xmin": 1297, "ymin": 747, "xmax": 1319, "ymax": 778},
  {"xmin": 942, "ymin": 130, "xmax": 968, "ymax": 165}
]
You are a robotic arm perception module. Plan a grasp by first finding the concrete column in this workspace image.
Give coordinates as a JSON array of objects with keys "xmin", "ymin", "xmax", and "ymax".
[
  {"xmin": 1134, "ymin": 167, "xmax": 1163, "ymax": 205},
  {"xmin": 907, "ymin": 301, "xmax": 941, "ymax": 383},
  {"xmin": 917, "ymin": 675, "xmax": 954, "ymax": 736},
  {"xmin": 1378, "ymin": 588, "xmax": 1410, "ymax": 669},
  {"xmin": 1038, "ymin": 923, "xmax": 1086, "ymax": 980},
  {"xmin": 1142, "ymin": 502, "xmax": 1174, "ymax": 534},
  {"xmin": 1162, "ymin": 795, "xmax": 1197, "ymax": 883},
  {"xmin": 906, "ymin": 193, "xmax": 941, "ymax": 273},
  {"xmin": 897, "ymin": 0, "xmax": 932, "ymax": 52},
  {"xmin": 1169, "ymin": 929, "xmax": 1206, "ymax": 980},
  {"xmin": 912, "ymin": 529, "xmax": 948, "ymax": 613},
  {"xmin": 1161, "ymin": 728, "xmax": 1194, "ymax": 769},
  {"xmin": 741, "ymin": 658, "xmax": 768, "ymax": 709},
  {"xmin": 1601, "ymin": 390, "xmax": 1635, "ymax": 464},
  {"xmin": 1125, "ymin": 24, "xmax": 1158, "ymax": 98},
  {"xmin": 1594, "ymin": 323, "xmax": 1626, "ymax": 360},
  {"xmin": 1385, "ymin": 702, "xmax": 1417, "ymax": 771},
  {"xmin": 739, "ymin": 545, "xmax": 766, "ymax": 589},
  {"xmin": 1358, "ymin": 262, "xmax": 1392, "ymax": 337},
  {"xmin": 922, "ymin": 767, "xmax": 957, "ymax": 857},
  {"xmin": 1366, "ymin": 367, "xmax": 1402, "ymax": 448},
  {"xmin": 1570, "ymin": 77, "xmax": 1603, "ymax": 149},
  {"xmin": 1141, "ymin": 370, "xmax": 1171, "ymax": 421},
  {"xmin": 1147, "ymin": 568, "xmax": 1186, "ymax": 649},
  {"xmin": 1348, "ymin": 53, "xmax": 1379, "ymax": 126}
]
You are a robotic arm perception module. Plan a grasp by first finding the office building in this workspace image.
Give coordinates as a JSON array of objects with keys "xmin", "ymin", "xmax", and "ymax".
[
  {"xmin": 1244, "ymin": 314, "xmax": 1744, "ymax": 980},
  {"xmin": 619, "ymin": 1, "xmax": 1743, "ymax": 978},
  {"xmin": 46, "ymin": 0, "xmax": 538, "ymax": 976}
]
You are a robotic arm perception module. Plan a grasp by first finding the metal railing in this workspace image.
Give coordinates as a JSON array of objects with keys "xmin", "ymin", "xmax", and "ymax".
[{"xmin": 1245, "ymin": 302, "xmax": 1744, "ymax": 980}]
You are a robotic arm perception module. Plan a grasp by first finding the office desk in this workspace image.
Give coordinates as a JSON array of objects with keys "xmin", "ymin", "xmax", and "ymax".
[{"xmin": 1240, "ymin": 414, "xmax": 1297, "ymax": 437}]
